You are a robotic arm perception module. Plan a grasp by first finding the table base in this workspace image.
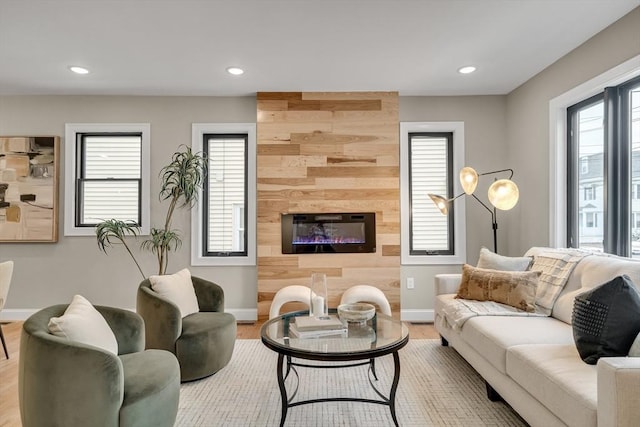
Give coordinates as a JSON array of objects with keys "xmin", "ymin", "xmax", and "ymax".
[{"xmin": 276, "ymin": 352, "xmax": 401, "ymax": 427}]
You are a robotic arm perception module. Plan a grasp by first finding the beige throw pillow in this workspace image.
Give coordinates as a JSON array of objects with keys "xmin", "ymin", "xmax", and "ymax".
[
  {"xmin": 48, "ymin": 294, "xmax": 118, "ymax": 355},
  {"xmin": 149, "ymin": 268, "xmax": 200, "ymax": 318},
  {"xmin": 476, "ymin": 247, "xmax": 533, "ymax": 271},
  {"xmin": 456, "ymin": 264, "xmax": 540, "ymax": 312}
]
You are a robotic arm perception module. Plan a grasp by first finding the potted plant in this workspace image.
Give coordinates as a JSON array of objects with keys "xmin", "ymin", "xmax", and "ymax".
[{"xmin": 95, "ymin": 145, "xmax": 207, "ymax": 278}]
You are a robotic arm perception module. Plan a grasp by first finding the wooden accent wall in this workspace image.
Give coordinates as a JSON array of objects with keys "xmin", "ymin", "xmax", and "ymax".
[{"xmin": 256, "ymin": 92, "xmax": 400, "ymax": 318}]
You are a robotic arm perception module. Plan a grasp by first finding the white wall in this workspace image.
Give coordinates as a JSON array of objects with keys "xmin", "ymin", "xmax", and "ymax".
[
  {"xmin": 0, "ymin": 96, "xmax": 258, "ymax": 319},
  {"xmin": 505, "ymin": 7, "xmax": 640, "ymax": 256},
  {"xmin": 398, "ymin": 96, "xmax": 508, "ymax": 320}
]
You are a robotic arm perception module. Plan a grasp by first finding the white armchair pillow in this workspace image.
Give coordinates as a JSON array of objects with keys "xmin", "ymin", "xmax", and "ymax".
[
  {"xmin": 149, "ymin": 268, "xmax": 200, "ymax": 318},
  {"xmin": 48, "ymin": 294, "xmax": 118, "ymax": 355}
]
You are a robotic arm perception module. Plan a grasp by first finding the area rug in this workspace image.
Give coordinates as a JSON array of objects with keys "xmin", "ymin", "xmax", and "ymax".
[{"xmin": 177, "ymin": 339, "xmax": 527, "ymax": 426}]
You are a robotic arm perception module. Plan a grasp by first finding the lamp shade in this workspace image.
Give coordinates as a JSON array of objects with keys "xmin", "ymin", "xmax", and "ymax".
[
  {"xmin": 428, "ymin": 194, "xmax": 449, "ymax": 215},
  {"xmin": 459, "ymin": 167, "xmax": 478, "ymax": 195},
  {"xmin": 488, "ymin": 179, "xmax": 519, "ymax": 210}
]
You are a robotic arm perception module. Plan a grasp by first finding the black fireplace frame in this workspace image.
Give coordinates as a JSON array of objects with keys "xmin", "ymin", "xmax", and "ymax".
[{"xmin": 281, "ymin": 212, "xmax": 376, "ymax": 254}]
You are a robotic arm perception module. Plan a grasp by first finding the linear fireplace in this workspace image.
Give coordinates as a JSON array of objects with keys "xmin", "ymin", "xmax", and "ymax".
[{"xmin": 281, "ymin": 213, "xmax": 376, "ymax": 254}]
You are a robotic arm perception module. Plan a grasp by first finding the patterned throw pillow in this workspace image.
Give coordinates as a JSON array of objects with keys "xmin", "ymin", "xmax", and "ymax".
[
  {"xmin": 456, "ymin": 264, "xmax": 540, "ymax": 312},
  {"xmin": 476, "ymin": 247, "xmax": 532, "ymax": 271},
  {"xmin": 572, "ymin": 275, "xmax": 640, "ymax": 364}
]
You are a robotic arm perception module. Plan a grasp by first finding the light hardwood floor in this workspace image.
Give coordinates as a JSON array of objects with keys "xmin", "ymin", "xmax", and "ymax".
[{"xmin": 0, "ymin": 320, "xmax": 438, "ymax": 427}]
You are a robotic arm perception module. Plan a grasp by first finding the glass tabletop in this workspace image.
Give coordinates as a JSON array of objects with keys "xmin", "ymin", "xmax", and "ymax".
[{"xmin": 261, "ymin": 309, "xmax": 409, "ymax": 361}]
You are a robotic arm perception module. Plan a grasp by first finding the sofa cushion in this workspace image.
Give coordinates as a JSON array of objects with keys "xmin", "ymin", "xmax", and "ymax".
[
  {"xmin": 552, "ymin": 254, "xmax": 640, "ymax": 324},
  {"xmin": 48, "ymin": 294, "xmax": 118, "ymax": 355},
  {"xmin": 506, "ymin": 344, "xmax": 597, "ymax": 427},
  {"xmin": 629, "ymin": 332, "xmax": 640, "ymax": 357},
  {"xmin": 572, "ymin": 275, "xmax": 640, "ymax": 364},
  {"xmin": 476, "ymin": 247, "xmax": 532, "ymax": 271},
  {"xmin": 149, "ymin": 268, "xmax": 199, "ymax": 318},
  {"xmin": 459, "ymin": 315, "xmax": 574, "ymax": 374},
  {"xmin": 456, "ymin": 264, "xmax": 539, "ymax": 312}
]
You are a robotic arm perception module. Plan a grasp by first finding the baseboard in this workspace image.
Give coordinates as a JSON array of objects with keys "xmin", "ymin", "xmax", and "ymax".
[
  {"xmin": 0, "ymin": 309, "xmax": 37, "ymax": 321},
  {"xmin": 227, "ymin": 308, "xmax": 258, "ymax": 323},
  {"xmin": 1, "ymin": 307, "xmax": 259, "ymax": 323},
  {"xmin": 400, "ymin": 309, "xmax": 434, "ymax": 323}
]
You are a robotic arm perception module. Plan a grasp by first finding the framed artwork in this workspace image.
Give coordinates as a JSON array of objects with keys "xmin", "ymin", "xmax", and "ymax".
[{"xmin": 0, "ymin": 136, "xmax": 59, "ymax": 242}]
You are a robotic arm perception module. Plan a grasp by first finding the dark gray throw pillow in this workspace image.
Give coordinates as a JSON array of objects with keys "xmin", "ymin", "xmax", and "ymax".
[{"xmin": 572, "ymin": 275, "xmax": 640, "ymax": 364}]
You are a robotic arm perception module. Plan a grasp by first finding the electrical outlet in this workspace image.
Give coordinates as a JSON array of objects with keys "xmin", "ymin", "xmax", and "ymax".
[{"xmin": 407, "ymin": 277, "xmax": 415, "ymax": 289}]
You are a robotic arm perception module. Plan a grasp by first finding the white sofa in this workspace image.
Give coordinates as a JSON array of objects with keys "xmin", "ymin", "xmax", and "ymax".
[{"xmin": 434, "ymin": 247, "xmax": 640, "ymax": 427}]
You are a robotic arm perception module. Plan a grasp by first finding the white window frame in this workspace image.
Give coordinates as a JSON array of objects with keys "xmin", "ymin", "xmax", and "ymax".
[
  {"xmin": 64, "ymin": 123, "xmax": 151, "ymax": 236},
  {"xmin": 400, "ymin": 121, "xmax": 466, "ymax": 265},
  {"xmin": 191, "ymin": 123, "xmax": 256, "ymax": 266},
  {"xmin": 549, "ymin": 55, "xmax": 640, "ymax": 247}
]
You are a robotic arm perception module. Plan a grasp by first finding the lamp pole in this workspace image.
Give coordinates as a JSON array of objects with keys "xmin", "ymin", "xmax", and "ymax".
[{"xmin": 472, "ymin": 194, "xmax": 498, "ymax": 253}]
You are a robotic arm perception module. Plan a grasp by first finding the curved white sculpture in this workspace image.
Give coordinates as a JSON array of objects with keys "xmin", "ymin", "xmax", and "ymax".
[
  {"xmin": 339, "ymin": 285, "xmax": 391, "ymax": 316},
  {"xmin": 269, "ymin": 285, "xmax": 316, "ymax": 319}
]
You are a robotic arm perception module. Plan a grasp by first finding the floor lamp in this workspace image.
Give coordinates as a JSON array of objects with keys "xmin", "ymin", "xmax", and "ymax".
[{"xmin": 428, "ymin": 167, "xmax": 519, "ymax": 254}]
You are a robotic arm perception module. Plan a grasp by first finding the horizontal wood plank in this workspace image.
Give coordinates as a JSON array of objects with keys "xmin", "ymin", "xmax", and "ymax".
[
  {"xmin": 287, "ymin": 99, "xmax": 382, "ymax": 111},
  {"xmin": 306, "ymin": 166, "xmax": 399, "ymax": 178},
  {"xmin": 382, "ymin": 245, "xmax": 401, "ymax": 256},
  {"xmin": 257, "ymin": 92, "xmax": 302, "ymax": 101},
  {"xmin": 257, "ymin": 144, "xmax": 300, "ymax": 155}
]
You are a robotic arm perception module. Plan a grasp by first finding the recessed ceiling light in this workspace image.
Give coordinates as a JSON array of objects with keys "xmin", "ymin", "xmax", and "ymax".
[
  {"xmin": 458, "ymin": 66, "xmax": 477, "ymax": 74},
  {"xmin": 69, "ymin": 66, "xmax": 90, "ymax": 75},
  {"xmin": 226, "ymin": 67, "xmax": 244, "ymax": 76}
]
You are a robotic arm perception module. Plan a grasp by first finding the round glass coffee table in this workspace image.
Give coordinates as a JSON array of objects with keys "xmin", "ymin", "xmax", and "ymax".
[{"xmin": 260, "ymin": 309, "xmax": 409, "ymax": 426}]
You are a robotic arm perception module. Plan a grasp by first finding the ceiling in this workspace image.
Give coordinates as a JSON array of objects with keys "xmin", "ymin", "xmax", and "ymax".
[{"xmin": 0, "ymin": 0, "xmax": 638, "ymax": 97}]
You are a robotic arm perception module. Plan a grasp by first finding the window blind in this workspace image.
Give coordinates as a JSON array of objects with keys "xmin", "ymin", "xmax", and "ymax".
[
  {"xmin": 207, "ymin": 136, "xmax": 246, "ymax": 253},
  {"xmin": 80, "ymin": 135, "xmax": 142, "ymax": 224},
  {"xmin": 410, "ymin": 135, "xmax": 450, "ymax": 252}
]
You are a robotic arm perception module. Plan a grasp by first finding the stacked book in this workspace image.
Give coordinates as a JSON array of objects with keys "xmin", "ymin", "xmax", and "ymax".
[{"xmin": 289, "ymin": 315, "xmax": 347, "ymax": 338}]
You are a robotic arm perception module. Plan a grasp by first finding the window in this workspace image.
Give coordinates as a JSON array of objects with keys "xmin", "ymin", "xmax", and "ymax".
[
  {"xmin": 409, "ymin": 132, "xmax": 454, "ymax": 255},
  {"xmin": 567, "ymin": 74, "xmax": 640, "ymax": 256},
  {"xmin": 633, "ymin": 183, "xmax": 640, "ymax": 200},
  {"xmin": 64, "ymin": 124, "xmax": 150, "ymax": 236},
  {"xmin": 583, "ymin": 185, "xmax": 596, "ymax": 201},
  {"xmin": 191, "ymin": 123, "xmax": 256, "ymax": 266},
  {"xmin": 400, "ymin": 122, "xmax": 466, "ymax": 265},
  {"xmin": 204, "ymin": 134, "xmax": 247, "ymax": 256},
  {"xmin": 580, "ymin": 157, "xmax": 589, "ymax": 174}
]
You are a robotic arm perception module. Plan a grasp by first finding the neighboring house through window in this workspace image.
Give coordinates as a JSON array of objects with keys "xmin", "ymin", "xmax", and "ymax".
[{"xmin": 566, "ymin": 74, "xmax": 640, "ymax": 256}]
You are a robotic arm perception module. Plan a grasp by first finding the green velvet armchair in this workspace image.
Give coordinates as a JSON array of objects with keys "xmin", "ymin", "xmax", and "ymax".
[
  {"xmin": 19, "ymin": 305, "xmax": 180, "ymax": 427},
  {"xmin": 137, "ymin": 275, "xmax": 237, "ymax": 382}
]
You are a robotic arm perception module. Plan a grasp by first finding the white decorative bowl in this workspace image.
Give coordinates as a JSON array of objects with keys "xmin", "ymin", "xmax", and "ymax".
[{"xmin": 337, "ymin": 303, "xmax": 376, "ymax": 323}]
